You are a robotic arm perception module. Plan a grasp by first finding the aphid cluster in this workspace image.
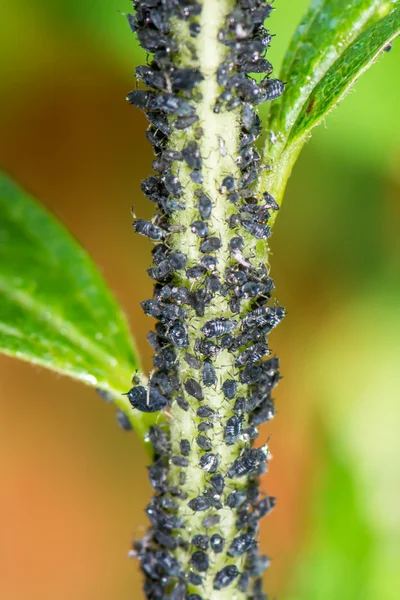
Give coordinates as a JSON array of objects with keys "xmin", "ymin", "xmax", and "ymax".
[{"xmin": 126, "ymin": 0, "xmax": 284, "ymax": 598}]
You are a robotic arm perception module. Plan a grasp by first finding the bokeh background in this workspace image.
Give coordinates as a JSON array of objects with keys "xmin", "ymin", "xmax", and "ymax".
[{"xmin": 1, "ymin": 1, "xmax": 400, "ymax": 599}]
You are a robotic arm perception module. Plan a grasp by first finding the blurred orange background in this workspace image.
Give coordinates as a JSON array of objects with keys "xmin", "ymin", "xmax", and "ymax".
[{"xmin": 1, "ymin": 1, "xmax": 400, "ymax": 599}]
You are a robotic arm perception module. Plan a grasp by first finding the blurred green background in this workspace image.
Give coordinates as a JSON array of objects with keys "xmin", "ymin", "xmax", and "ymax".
[{"xmin": 1, "ymin": 1, "xmax": 400, "ymax": 599}]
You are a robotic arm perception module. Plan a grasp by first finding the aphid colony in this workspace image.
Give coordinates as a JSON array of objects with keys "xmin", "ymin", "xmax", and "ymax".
[{"xmin": 126, "ymin": 0, "xmax": 284, "ymax": 598}]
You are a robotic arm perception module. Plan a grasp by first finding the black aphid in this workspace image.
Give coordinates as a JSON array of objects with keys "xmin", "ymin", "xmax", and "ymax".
[
  {"xmin": 182, "ymin": 141, "xmax": 202, "ymax": 170},
  {"xmin": 228, "ymin": 446, "xmax": 269, "ymax": 479},
  {"xmin": 196, "ymin": 434, "xmax": 212, "ymax": 451},
  {"xmin": 176, "ymin": 395, "xmax": 189, "ymax": 411},
  {"xmin": 127, "ymin": 385, "xmax": 168, "ymax": 413},
  {"xmin": 180, "ymin": 439, "xmax": 191, "ymax": 456},
  {"xmin": 202, "ymin": 514, "xmax": 221, "ymax": 529},
  {"xmin": 235, "ymin": 342, "xmax": 269, "ymax": 367},
  {"xmin": 184, "ymin": 378, "xmax": 204, "ymax": 401},
  {"xmin": 192, "ymin": 534, "xmax": 209, "ymax": 550},
  {"xmin": 173, "ymin": 114, "xmax": 200, "ymax": 129},
  {"xmin": 188, "ymin": 496, "xmax": 210, "ymax": 512},
  {"xmin": 197, "ymin": 406, "xmax": 215, "ymax": 418},
  {"xmin": 221, "ymin": 379, "xmax": 237, "ymax": 400},
  {"xmin": 191, "ymin": 220, "xmax": 209, "ymax": 237},
  {"xmin": 171, "ymin": 455, "xmax": 189, "ymax": 467},
  {"xmin": 184, "ymin": 352, "xmax": 201, "ymax": 370},
  {"xmin": 197, "ymin": 193, "xmax": 212, "ymax": 219},
  {"xmin": 201, "ymin": 318, "xmax": 236, "ymax": 338},
  {"xmin": 134, "ymin": 219, "xmax": 166, "ymax": 241},
  {"xmin": 224, "ymin": 415, "xmax": 243, "ymax": 445},
  {"xmin": 221, "ymin": 175, "xmax": 236, "ymax": 192},
  {"xmin": 116, "ymin": 409, "xmax": 132, "ymax": 431},
  {"xmin": 213, "ymin": 565, "xmax": 239, "ymax": 590},
  {"xmin": 166, "ymin": 322, "xmax": 189, "ymax": 348},
  {"xmin": 198, "ymin": 420, "xmax": 213, "ymax": 431},
  {"xmin": 228, "ymin": 533, "xmax": 257, "ymax": 557},
  {"xmin": 241, "ymin": 219, "xmax": 271, "ymax": 239},
  {"xmin": 210, "ymin": 534, "xmax": 224, "ymax": 553},
  {"xmin": 200, "ymin": 237, "xmax": 222, "ymax": 253},
  {"xmin": 226, "ymin": 490, "xmax": 247, "ymax": 509},
  {"xmin": 209, "ymin": 473, "xmax": 224, "ymax": 494},
  {"xmin": 188, "ymin": 572, "xmax": 203, "ymax": 586},
  {"xmin": 199, "ymin": 453, "xmax": 219, "ymax": 473},
  {"xmin": 191, "ymin": 551, "xmax": 209, "ymax": 572},
  {"xmin": 202, "ymin": 359, "xmax": 216, "ymax": 387}
]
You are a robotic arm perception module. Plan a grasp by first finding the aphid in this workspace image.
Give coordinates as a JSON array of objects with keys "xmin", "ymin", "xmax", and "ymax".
[
  {"xmin": 235, "ymin": 342, "xmax": 269, "ymax": 366},
  {"xmin": 190, "ymin": 289, "xmax": 212, "ymax": 317},
  {"xmin": 242, "ymin": 426, "xmax": 259, "ymax": 440},
  {"xmin": 196, "ymin": 434, "xmax": 212, "ymax": 451},
  {"xmin": 168, "ymin": 252, "xmax": 187, "ymax": 270},
  {"xmin": 192, "ymin": 534, "xmax": 210, "ymax": 550},
  {"xmin": 195, "ymin": 339, "xmax": 221, "ymax": 358},
  {"xmin": 227, "ymin": 533, "xmax": 257, "ymax": 557},
  {"xmin": 170, "ymin": 581, "xmax": 186, "ymax": 600},
  {"xmin": 252, "ymin": 496, "xmax": 276, "ymax": 520},
  {"xmin": 228, "ymin": 213, "xmax": 240, "ymax": 229},
  {"xmin": 202, "ymin": 514, "xmax": 220, "ymax": 528},
  {"xmin": 201, "ymin": 255, "xmax": 217, "ymax": 271},
  {"xmin": 170, "ymin": 68, "xmax": 204, "ymax": 92},
  {"xmin": 237, "ymin": 571, "xmax": 251, "ymax": 592},
  {"xmin": 188, "ymin": 496, "xmax": 211, "ymax": 512},
  {"xmin": 200, "ymin": 237, "xmax": 222, "ymax": 253},
  {"xmin": 228, "ymin": 446, "xmax": 269, "ymax": 479},
  {"xmin": 241, "ymin": 219, "xmax": 271, "ymax": 239},
  {"xmin": 173, "ymin": 115, "xmax": 199, "ymax": 130},
  {"xmin": 187, "ymin": 596, "xmax": 203, "ymax": 600},
  {"xmin": 202, "ymin": 359, "xmax": 216, "ymax": 387},
  {"xmin": 197, "ymin": 406, "xmax": 215, "ymax": 418},
  {"xmin": 188, "ymin": 572, "xmax": 203, "ymax": 586},
  {"xmin": 247, "ymin": 553, "xmax": 271, "ymax": 577},
  {"xmin": 133, "ymin": 219, "xmax": 166, "ymax": 240},
  {"xmin": 199, "ymin": 453, "xmax": 219, "ymax": 473},
  {"xmin": 220, "ymin": 334, "xmax": 234, "ymax": 349},
  {"xmin": 116, "ymin": 409, "xmax": 132, "ymax": 431},
  {"xmin": 135, "ymin": 65, "xmax": 166, "ymax": 90},
  {"xmin": 166, "ymin": 322, "xmax": 189, "ymax": 348},
  {"xmin": 221, "ymin": 176, "xmax": 236, "ymax": 192},
  {"xmin": 176, "ymin": 395, "xmax": 189, "ymax": 411},
  {"xmin": 161, "ymin": 173, "xmax": 182, "ymax": 197},
  {"xmin": 153, "ymin": 530, "xmax": 178, "ymax": 551},
  {"xmin": 127, "ymin": 385, "xmax": 168, "ymax": 413},
  {"xmin": 201, "ymin": 318, "xmax": 236, "ymax": 338},
  {"xmin": 198, "ymin": 420, "xmax": 213, "ymax": 431},
  {"xmin": 222, "ymin": 379, "xmax": 237, "ymax": 400},
  {"xmin": 191, "ymin": 220, "xmax": 209, "ymax": 237},
  {"xmin": 208, "ymin": 474, "xmax": 224, "ymax": 495},
  {"xmin": 226, "ymin": 490, "xmax": 247, "ymax": 509},
  {"xmin": 187, "ymin": 265, "xmax": 207, "ymax": 279},
  {"xmin": 171, "ymin": 455, "xmax": 189, "ymax": 467},
  {"xmin": 260, "ymin": 78, "xmax": 285, "ymax": 100},
  {"xmin": 148, "ymin": 259, "xmax": 173, "ymax": 282},
  {"xmin": 191, "ymin": 550, "xmax": 209, "ymax": 572},
  {"xmin": 190, "ymin": 170, "xmax": 203, "ymax": 184},
  {"xmin": 224, "ymin": 415, "xmax": 243, "ymax": 445},
  {"xmin": 184, "ymin": 352, "xmax": 201, "ymax": 370},
  {"xmin": 182, "ymin": 141, "xmax": 202, "ymax": 170},
  {"xmin": 146, "ymin": 111, "xmax": 172, "ymax": 136},
  {"xmin": 229, "ymin": 236, "xmax": 244, "ymax": 251},
  {"xmin": 197, "ymin": 193, "xmax": 213, "ymax": 219},
  {"xmin": 159, "ymin": 496, "xmax": 178, "ymax": 511},
  {"xmin": 189, "ymin": 22, "xmax": 201, "ymax": 37},
  {"xmin": 153, "ymin": 348, "xmax": 177, "ymax": 370},
  {"xmin": 146, "ymin": 502, "xmax": 183, "ymax": 530},
  {"xmin": 153, "ymin": 93, "xmax": 195, "ymax": 116},
  {"xmin": 213, "ymin": 565, "xmax": 239, "ymax": 590},
  {"xmin": 216, "ymin": 61, "xmax": 231, "ymax": 86},
  {"xmin": 96, "ymin": 388, "xmax": 114, "ymax": 403},
  {"xmin": 239, "ymin": 56, "xmax": 273, "ymax": 74},
  {"xmin": 148, "ymin": 460, "xmax": 167, "ymax": 491},
  {"xmin": 127, "ymin": 89, "xmax": 157, "ymax": 110},
  {"xmin": 148, "ymin": 425, "xmax": 170, "ymax": 455},
  {"xmin": 180, "ymin": 439, "xmax": 191, "ymax": 456},
  {"xmin": 262, "ymin": 191, "xmax": 279, "ymax": 211},
  {"xmin": 233, "ymin": 397, "xmax": 246, "ymax": 416},
  {"xmin": 210, "ymin": 534, "xmax": 224, "ymax": 553},
  {"xmin": 239, "ymin": 364, "xmax": 262, "ymax": 384},
  {"xmin": 205, "ymin": 275, "xmax": 221, "ymax": 293},
  {"xmin": 184, "ymin": 378, "xmax": 204, "ymax": 401}
]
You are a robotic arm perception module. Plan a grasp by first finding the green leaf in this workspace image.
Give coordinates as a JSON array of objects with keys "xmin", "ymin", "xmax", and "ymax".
[
  {"xmin": 261, "ymin": 1, "xmax": 400, "ymax": 217},
  {"xmin": 0, "ymin": 173, "xmax": 153, "ymax": 440}
]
